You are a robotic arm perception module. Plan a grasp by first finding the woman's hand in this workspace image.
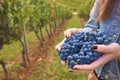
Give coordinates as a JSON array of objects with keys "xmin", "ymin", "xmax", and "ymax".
[
  {"xmin": 64, "ymin": 28, "xmax": 81, "ymax": 38},
  {"xmin": 55, "ymin": 28, "xmax": 82, "ymax": 66},
  {"xmin": 69, "ymin": 43, "xmax": 120, "ymax": 72},
  {"xmin": 55, "ymin": 28, "xmax": 81, "ymax": 51},
  {"xmin": 55, "ymin": 38, "xmax": 67, "ymax": 66},
  {"xmin": 55, "ymin": 38, "xmax": 66, "ymax": 51}
]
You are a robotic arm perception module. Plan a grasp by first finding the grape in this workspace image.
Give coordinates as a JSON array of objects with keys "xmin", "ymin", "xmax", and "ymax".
[
  {"xmin": 69, "ymin": 60, "xmax": 76, "ymax": 68},
  {"xmin": 67, "ymin": 55, "xmax": 73, "ymax": 61},
  {"xmin": 58, "ymin": 30, "xmax": 112, "ymax": 68}
]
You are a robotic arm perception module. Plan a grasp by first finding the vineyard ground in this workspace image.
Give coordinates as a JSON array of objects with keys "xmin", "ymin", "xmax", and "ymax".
[
  {"xmin": 26, "ymin": 15, "xmax": 88, "ymax": 80},
  {"xmin": 18, "ymin": 19, "xmax": 71, "ymax": 80},
  {"xmin": 0, "ymin": 17, "xmax": 70, "ymax": 80},
  {"xmin": 0, "ymin": 15, "xmax": 88, "ymax": 80}
]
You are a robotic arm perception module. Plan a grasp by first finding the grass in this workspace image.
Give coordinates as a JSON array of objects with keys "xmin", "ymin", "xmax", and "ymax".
[
  {"xmin": 27, "ymin": 15, "xmax": 88, "ymax": 80},
  {"xmin": 66, "ymin": 15, "xmax": 81, "ymax": 28},
  {"xmin": 60, "ymin": 0, "xmax": 82, "ymax": 11},
  {"xmin": 0, "ymin": 26, "xmax": 51, "ymax": 72},
  {"xmin": 0, "ymin": 26, "xmax": 50, "ymax": 60},
  {"xmin": 0, "ymin": 32, "xmax": 36, "ymax": 60}
]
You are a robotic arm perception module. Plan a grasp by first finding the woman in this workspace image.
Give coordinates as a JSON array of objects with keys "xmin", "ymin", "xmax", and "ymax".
[{"xmin": 55, "ymin": 0, "xmax": 120, "ymax": 80}]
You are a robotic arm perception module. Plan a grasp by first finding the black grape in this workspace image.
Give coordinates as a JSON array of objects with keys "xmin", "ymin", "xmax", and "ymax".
[{"xmin": 58, "ymin": 30, "xmax": 112, "ymax": 68}]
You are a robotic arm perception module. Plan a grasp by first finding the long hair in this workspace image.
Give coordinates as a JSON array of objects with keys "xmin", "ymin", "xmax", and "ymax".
[{"xmin": 96, "ymin": 0, "xmax": 119, "ymax": 22}]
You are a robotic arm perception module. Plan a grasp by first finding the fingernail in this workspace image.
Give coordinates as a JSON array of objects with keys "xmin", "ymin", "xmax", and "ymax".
[
  {"xmin": 73, "ymin": 68, "xmax": 78, "ymax": 70},
  {"xmin": 91, "ymin": 45, "xmax": 97, "ymax": 50},
  {"xmin": 68, "ymin": 68, "xmax": 73, "ymax": 72},
  {"xmin": 68, "ymin": 70, "xmax": 73, "ymax": 72}
]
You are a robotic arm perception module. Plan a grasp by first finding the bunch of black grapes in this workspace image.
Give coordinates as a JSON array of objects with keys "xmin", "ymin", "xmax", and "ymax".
[{"xmin": 58, "ymin": 31, "xmax": 112, "ymax": 68}]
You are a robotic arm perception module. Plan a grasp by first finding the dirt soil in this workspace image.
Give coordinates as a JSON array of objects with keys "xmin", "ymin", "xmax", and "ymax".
[
  {"xmin": 15, "ymin": 19, "xmax": 70, "ymax": 80},
  {"xmin": 0, "ymin": 16, "xmax": 86, "ymax": 80},
  {"xmin": 18, "ymin": 17, "xmax": 86, "ymax": 80}
]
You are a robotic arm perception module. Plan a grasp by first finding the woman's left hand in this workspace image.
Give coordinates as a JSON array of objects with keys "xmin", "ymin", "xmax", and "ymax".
[{"xmin": 69, "ymin": 43, "xmax": 120, "ymax": 72}]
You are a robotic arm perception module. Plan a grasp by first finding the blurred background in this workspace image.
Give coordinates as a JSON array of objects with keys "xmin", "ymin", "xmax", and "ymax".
[{"xmin": 0, "ymin": 0, "xmax": 94, "ymax": 80}]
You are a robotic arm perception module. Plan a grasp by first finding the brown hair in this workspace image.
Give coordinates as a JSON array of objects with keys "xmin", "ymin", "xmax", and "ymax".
[{"xmin": 96, "ymin": 0, "xmax": 119, "ymax": 22}]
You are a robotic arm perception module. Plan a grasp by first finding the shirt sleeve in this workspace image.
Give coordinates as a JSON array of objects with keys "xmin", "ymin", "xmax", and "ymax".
[{"xmin": 83, "ymin": 0, "xmax": 100, "ymax": 32}]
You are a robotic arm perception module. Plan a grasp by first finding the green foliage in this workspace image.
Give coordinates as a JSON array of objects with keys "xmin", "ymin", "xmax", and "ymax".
[
  {"xmin": 67, "ymin": 15, "xmax": 81, "ymax": 28},
  {"xmin": 0, "ymin": 0, "xmax": 72, "ymax": 45},
  {"xmin": 27, "ymin": 15, "xmax": 88, "ymax": 80},
  {"xmin": 57, "ymin": 0, "xmax": 82, "ymax": 11},
  {"xmin": 58, "ymin": 0, "xmax": 95, "ymax": 19},
  {"xmin": 78, "ymin": 0, "xmax": 95, "ymax": 18},
  {"xmin": 0, "ymin": 0, "xmax": 72, "ymax": 79},
  {"xmin": 0, "ymin": 0, "xmax": 22, "ymax": 44},
  {"xmin": 0, "ymin": 0, "xmax": 73, "ymax": 61}
]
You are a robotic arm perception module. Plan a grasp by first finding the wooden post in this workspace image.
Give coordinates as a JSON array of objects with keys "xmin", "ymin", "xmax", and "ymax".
[
  {"xmin": 22, "ymin": 24, "xmax": 30, "ymax": 62},
  {"xmin": 0, "ymin": 60, "xmax": 9, "ymax": 80}
]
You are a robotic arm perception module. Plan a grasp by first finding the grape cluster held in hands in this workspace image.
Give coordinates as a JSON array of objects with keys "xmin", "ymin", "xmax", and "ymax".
[{"xmin": 58, "ymin": 30, "xmax": 112, "ymax": 68}]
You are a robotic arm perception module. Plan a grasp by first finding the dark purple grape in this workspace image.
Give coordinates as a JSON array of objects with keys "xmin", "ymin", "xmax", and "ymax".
[
  {"xmin": 58, "ymin": 31, "xmax": 112, "ymax": 68},
  {"xmin": 76, "ymin": 59, "xmax": 81, "ymax": 64},
  {"xmin": 69, "ymin": 60, "xmax": 76, "ymax": 68},
  {"xmin": 96, "ymin": 37, "xmax": 104, "ymax": 44},
  {"xmin": 67, "ymin": 55, "xmax": 73, "ymax": 61}
]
